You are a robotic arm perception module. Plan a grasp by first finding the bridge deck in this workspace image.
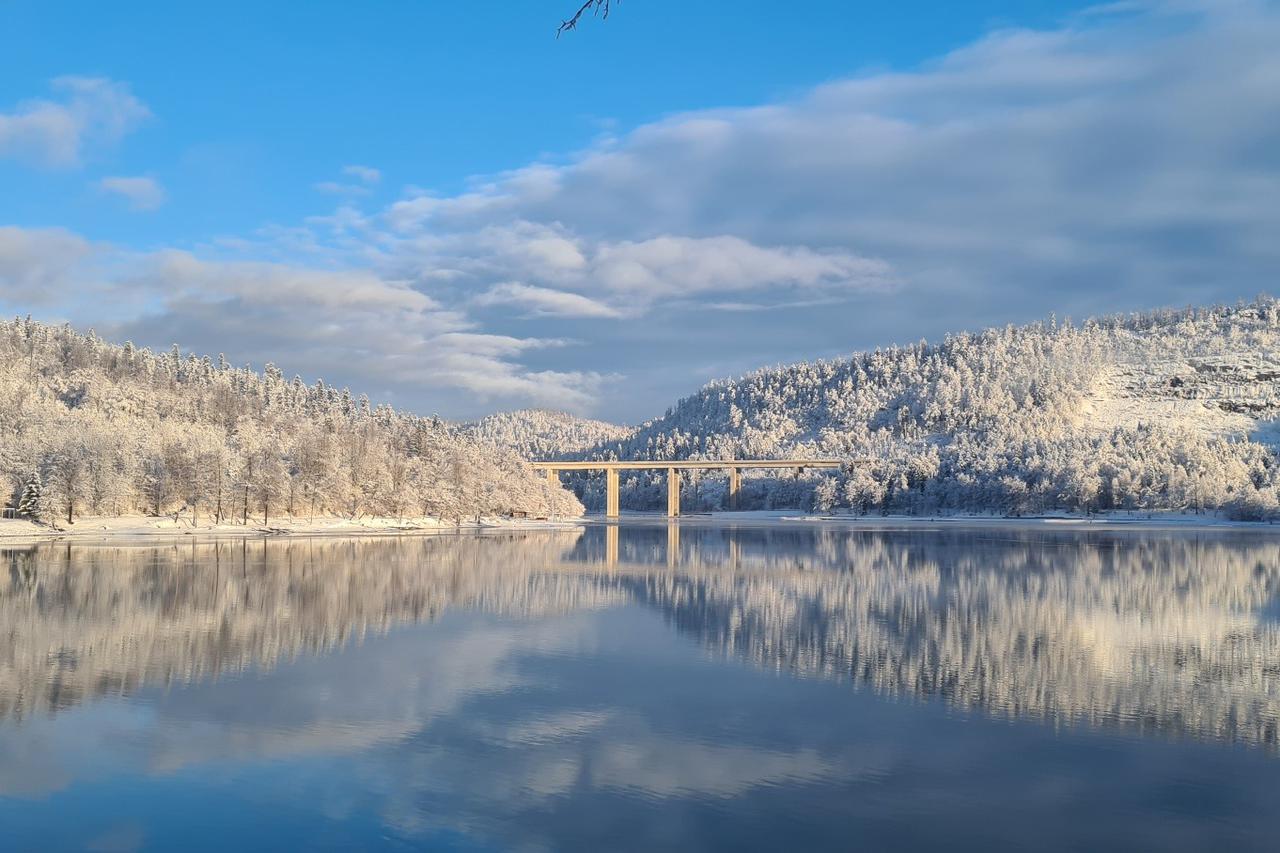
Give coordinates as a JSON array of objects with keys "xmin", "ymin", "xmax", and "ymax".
[
  {"xmin": 534, "ymin": 459, "xmax": 846, "ymax": 518},
  {"xmin": 530, "ymin": 459, "xmax": 843, "ymax": 471}
]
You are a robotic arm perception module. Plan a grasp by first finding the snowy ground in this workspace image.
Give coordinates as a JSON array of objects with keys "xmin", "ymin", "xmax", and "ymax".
[
  {"xmin": 3, "ymin": 508, "xmax": 1276, "ymax": 543},
  {"xmin": 1080, "ymin": 357, "xmax": 1280, "ymax": 442},
  {"xmin": 772, "ymin": 512, "xmax": 1279, "ymax": 530},
  {"xmin": 0, "ymin": 514, "xmax": 585, "ymax": 542}
]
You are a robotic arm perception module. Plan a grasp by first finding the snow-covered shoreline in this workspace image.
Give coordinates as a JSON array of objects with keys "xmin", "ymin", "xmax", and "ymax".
[
  {"xmin": 782, "ymin": 513, "xmax": 1279, "ymax": 530},
  {"xmin": 588, "ymin": 509, "xmax": 1280, "ymax": 531},
  {"xmin": 0, "ymin": 514, "xmax": 586, "ymax": 543},
  {"xmin": 3, "ymin": 509, "xmax": 1277, "ymax": 544}
]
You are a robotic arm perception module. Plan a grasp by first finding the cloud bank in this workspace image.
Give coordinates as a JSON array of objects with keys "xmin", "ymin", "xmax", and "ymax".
[{"xmin": 5, "ymin": 2, "xmax": 1280, "ymax": 418}]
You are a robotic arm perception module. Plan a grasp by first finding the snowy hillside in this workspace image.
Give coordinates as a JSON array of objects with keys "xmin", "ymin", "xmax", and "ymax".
[
  {"xmin": 0, "ymin": 319, "xmax": 582, "ymax": 526},
  {"xmin": 460, "ymin": 409, "xmax": 633, "ymax": 460},
  {"xmin": 582, "ymin": 299, "xmax": 1280, "ymax": 518}
]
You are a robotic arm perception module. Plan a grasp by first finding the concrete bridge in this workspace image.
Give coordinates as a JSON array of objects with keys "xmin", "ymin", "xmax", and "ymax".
[{"xmin": 532, "ymin": 459, "xmax": 844, "ymax": 518}]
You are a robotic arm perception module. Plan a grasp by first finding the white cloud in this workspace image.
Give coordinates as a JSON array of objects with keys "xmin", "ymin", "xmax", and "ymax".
[
  {"xmin": 98, "ymin": 176, "xmax": 166, "ymax": 211},
  {"xmin": 7, "ymin": 2, "xmax": 1280, "ymax": 419},
  {"xmin": 334, "ymin": 2, "xmax": 1279, "ymax": 416},
  {"xmin": 390, "ymin": 222, "xmax": 889, "ymax": 318},
  {"xmin": 374, "ymin": 1, "xmax": 1280, "ymax": 328},
  {"xmin": 314, "ymin": 178, "xmax": 373, "ymax": 194},
  {"xmin": 589, "ymin": 235, "xmax": 890, "ymax": 301},
  {"xmin": 474, "ymin": 282, "xmax": 623, "ymax": 318},
  {"xmin": 0, "ymin": 227, "xmax": 95, "ymax": 303},
  {"xmin": 314, "ymin": 180, "xmax": 370, "ymax": 196},
  {"xmin": 0, "ymin": 77, "xmax": 150, "ymax": 168},
  {"xmin": 314, "ymin": 165, "xmax": 383, "ymax": 196},
  {"xmin": 113, "ymin": 252, "xmax": 598, "ymax": 408},
  {"xmin": 0, "ymin": 226, "xmax": 601, "ymax": 412},
  {"xmin": 343, "ymin": 164, "xmax": 381, "ymax": 184}
]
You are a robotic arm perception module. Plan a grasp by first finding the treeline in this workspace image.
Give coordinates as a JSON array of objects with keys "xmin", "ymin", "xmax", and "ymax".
[
  {"xmin": 580, "ymin": 298, "xmax": 1280, "ymax": 519},
  {"xmin": 0, "ymin": 318, "xmax": 583, "ymax": 526}
]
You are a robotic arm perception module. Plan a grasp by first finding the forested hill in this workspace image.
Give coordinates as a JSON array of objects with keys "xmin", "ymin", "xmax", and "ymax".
[
  {"xmin": 0, "ymin": 318, "xmax": 583, "ymax": 526},
  {"xmin": 584, "ymin": 298, "xmax": 1280, "ymax": 519},
  {"xmin": 460, "ymin": 409, "xmax": 633, "ymax": 460}
]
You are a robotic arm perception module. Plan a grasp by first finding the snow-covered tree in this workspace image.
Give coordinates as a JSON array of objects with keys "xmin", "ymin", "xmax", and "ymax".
[
  {"xmin": 0, "ymin": 319, "xmax": 583, "ymax": 524},
  {"xmin": 15, "ymin": 471, "xmax": 44, "ymax": 522},
  {"xmin": 572, "ymin": 297, "xmax": 1280, "ymax": 519}
]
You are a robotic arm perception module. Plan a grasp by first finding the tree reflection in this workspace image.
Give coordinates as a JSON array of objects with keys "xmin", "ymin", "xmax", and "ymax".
[{"xmin": 2, "ymin": 525, "xmax": 1278, "ymax": 750}]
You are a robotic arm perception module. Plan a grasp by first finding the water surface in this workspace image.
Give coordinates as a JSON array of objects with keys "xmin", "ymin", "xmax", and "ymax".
[{"xmin": 2, "ymin": 522, "xmax": 1280, "ymax": 851}]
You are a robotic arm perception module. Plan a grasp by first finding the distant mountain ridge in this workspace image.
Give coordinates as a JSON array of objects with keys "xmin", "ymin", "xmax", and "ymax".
[
  {"xmin": 574, "ymin": 298, "xmax": 1280, "ymax": 518},
  {"xmin": 460, "ymin": 409, "xmax": 633, "ymax": 460}
]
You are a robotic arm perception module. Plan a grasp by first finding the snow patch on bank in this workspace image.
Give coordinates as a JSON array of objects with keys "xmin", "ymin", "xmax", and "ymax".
[{"xmin": 0, "ymin": 515, "xmax": 584, "ymax": 542}]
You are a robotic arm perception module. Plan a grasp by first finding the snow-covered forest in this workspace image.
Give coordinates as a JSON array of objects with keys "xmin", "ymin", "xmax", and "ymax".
[
  {"xmin": 0, "ymin": 318, "xmax": 583, "ymax": 527},
  {"xmin": 460, "ymin": 409, "xmax": 633, "ymax": 460},
  {"xmin": 5, "ymin": 298, "xmax": 1278, "ymax": 526},
  {"xmin": 569, "ymin": 298, "xmax": 1280, "ymax": 519}
]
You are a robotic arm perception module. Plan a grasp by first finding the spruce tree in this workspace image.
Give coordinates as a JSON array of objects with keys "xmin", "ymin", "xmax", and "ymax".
[{"xmin": 16, "ymin": 471, "xmax": 43, "ymax": 522}]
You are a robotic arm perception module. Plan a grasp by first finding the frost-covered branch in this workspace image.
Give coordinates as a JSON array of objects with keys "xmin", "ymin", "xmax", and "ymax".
[{"xmin": 558, "ymin": 0, "xmax": 615, "ymax": 36}]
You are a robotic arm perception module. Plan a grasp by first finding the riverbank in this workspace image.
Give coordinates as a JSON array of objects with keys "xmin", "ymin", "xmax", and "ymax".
[
  {"xmin": 3, "ymin": 509, "xmax": 1276, "ymax": 542},
  {"xmin": 587, "ymin": 509, "xmax": 1279, "ymax": 531},
  {"xmin": 0, "ymin": 514, "xmax": 586, "ymax": 542},
  {"xmin": 782, "ymin": 510, "xmax": 1277, "ymax": 528}
]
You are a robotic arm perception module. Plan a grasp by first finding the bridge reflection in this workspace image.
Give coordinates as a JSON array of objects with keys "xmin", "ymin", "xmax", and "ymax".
[{"xmin": 600, "ymin": 523, "xmax": 684, "ymax": 568}]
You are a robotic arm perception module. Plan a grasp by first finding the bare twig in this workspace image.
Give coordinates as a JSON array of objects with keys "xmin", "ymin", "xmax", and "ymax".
[{"xmin": 558, "ymin": 0, "xmax": 614, "ymax": 37}]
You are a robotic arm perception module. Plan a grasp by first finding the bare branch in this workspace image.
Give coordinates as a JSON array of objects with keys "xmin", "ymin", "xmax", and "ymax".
[{"xmin": 558, "ymin": 0, "xmax": 614, "ymax": 37}]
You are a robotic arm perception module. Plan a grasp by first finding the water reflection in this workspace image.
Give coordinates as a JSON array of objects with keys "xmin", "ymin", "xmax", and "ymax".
[
  {"xmin": 596, "ymin": 524, "xmax": 1280, "ymax": 749},
  {"xmin": 0, "ymin": 532, "xmax": 617, "ymax": 722},
  {"xmin": 4, "ymin": 524, "xmax": 1279, "ymax": 750}
]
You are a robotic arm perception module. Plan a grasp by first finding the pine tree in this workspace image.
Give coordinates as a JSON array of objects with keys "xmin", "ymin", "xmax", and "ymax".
[{"xmin": 16, "ymin": 471, "xmax": 44, "ymax": 522}]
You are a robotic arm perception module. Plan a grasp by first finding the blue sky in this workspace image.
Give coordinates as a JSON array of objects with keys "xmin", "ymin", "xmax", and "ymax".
[
  {"xmin": 2, "ymin": 1, "xmax": 1277, "ymax": 421},
  {"xmin": 3, "ymin": 0, "xmax": 1091, "ymax": 235}
]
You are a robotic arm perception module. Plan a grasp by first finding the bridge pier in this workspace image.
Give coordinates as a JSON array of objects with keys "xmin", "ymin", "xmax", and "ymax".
[
  {"xmin": 606, "ymin": 468, "xmax": 620, "ymax": 518},
  {"xmin": 528, "ymin": 458, "xmax": 846, "ymax": 519},
  {"xmin": 606, "ymin": 523, "xmax": 619, "ymax": 567}
]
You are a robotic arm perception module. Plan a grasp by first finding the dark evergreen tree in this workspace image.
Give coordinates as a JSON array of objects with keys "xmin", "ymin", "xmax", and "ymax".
[{"xmin": 16, "ymin": 471, "xmax": 44, "ymax": 522}]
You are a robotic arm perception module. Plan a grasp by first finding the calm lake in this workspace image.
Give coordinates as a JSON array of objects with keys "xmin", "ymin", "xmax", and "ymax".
[{"xmin": 2, "ymin": 522, "xmax": 1280, "ymax": 851}]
